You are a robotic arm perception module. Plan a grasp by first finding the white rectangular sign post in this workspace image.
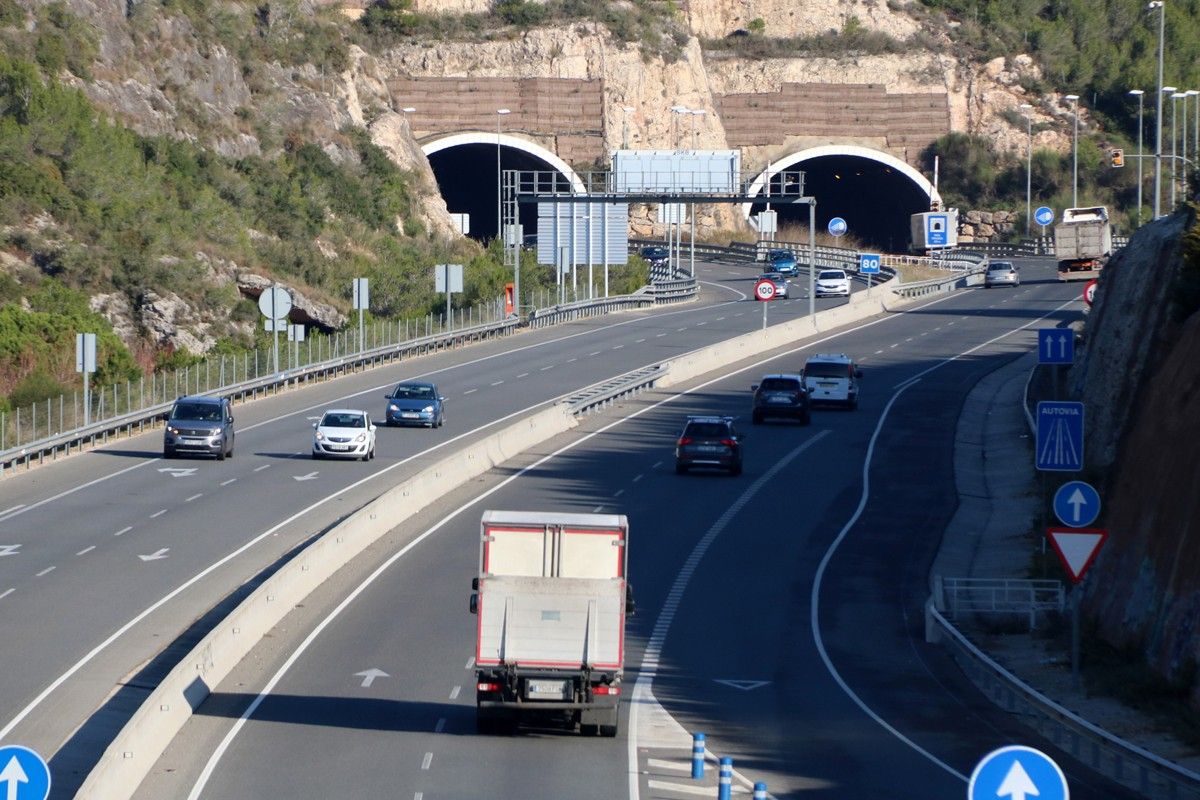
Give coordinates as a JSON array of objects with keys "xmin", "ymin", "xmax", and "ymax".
[
  {"xmin": 353, "ymin": 278, "xmax": 369, "ymax": 353},
  {"xmin": 556, "ymin": 246, "xmax": 570, "ymax": 304},
  {"xmin": 434, "ymin": 264, "xmax": 464, "ymax": 330},
  {"xmin": 76, "ymin": 332, "xmax": 97, "ymax": 426},
  {"xmin": 288, "ymin": 324, "xmax": 305, "ymax": 369}
]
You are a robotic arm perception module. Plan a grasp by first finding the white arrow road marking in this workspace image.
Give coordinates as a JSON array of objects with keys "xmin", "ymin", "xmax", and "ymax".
[
  {"xmin": 713, "ymin": 680, "xmax": 771, "ymax": 691},
  {"xmin": 995, "ymin": 759, "xmax": 1039, "ymax": 800},
  {"xmin": 138, "ymin": 548, "xmax": 170, "ymax": 562},
  {"xmin": 0, "ymin": 545, "xmax": 21, "ymax": 558},
  {"xmin": 0, "ymin": 755, "xmax": 29, "ymax": 800},
  {"xmin": 157, "ymin": 467, "xmax": 197, "ymax": 478},
  {"xmin": 355, "ymin": 668, "xmax": 389, "ymax": 688},
  {"xmin": 293, "ymin": 472, "xmax": 319, "ymax": 482}
]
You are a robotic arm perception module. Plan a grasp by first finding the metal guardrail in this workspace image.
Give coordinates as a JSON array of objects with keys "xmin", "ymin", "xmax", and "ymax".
[
  {"xmin": 564, "ymin": 364, "xmax": 668, "ymax": 415},
  {"xmin": 930, "ymin": 604, "xmax": 1200, "ymax": 799},
  {"xmin": 936, "ymin": 576, "xmax": 1064, "ymax": 630},
  {"xmin": 525, "ymin": 278, "xmax": 696, "ymax": 329}
]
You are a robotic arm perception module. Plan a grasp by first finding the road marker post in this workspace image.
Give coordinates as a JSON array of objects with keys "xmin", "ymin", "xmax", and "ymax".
[
  {"xmin": 718, "ymin": 757, "xmax": 733, "ymax": 800},
  {"xmin": 691, "ymin": 733, "xmax": 706, "ymax": 778},
  {"xmin": 753, "ymin": 782, "xmax": 767, "ymax": 799}
]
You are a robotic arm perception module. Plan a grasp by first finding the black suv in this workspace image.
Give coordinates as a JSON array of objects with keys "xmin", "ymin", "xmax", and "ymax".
[
  {"xmin": 640, "ymin": 246, "xmax": 670, "ymax": 269},
  {"xmin": 163, "ymin": 395, "xmax": 235, "ymax": 460},
  {"xmin": 675, "ymin": 416, "xmax": 743, "ymax": 476},
  {"xmin": 751, "ymin": 374, "xmax": 810, "ymax": 425}
]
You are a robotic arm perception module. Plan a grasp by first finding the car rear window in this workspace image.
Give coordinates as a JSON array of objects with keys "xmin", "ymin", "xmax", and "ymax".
[
  {"xmin": 685, "ymin": 422, "xmax": 731, "ymax": 438},
  {"xmin": 818, "ymin": 271, "xmax": 846, "ymax": 280},
  {"xmin": 760, "ymin": 378, "xmax": 801, "ymax": 392},
  {"xmin": 806, "ymin": 363, "xmax": 850, "ymax": 378},
  {"xmin": 989, "ymin": 263, "xmax": 1013, "ymax": 271}
]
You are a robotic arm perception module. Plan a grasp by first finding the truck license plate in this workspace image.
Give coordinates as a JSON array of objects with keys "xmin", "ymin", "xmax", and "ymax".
[{"xmin": 526, "ymin": 679, "xmax": 569, "ymax": 700}]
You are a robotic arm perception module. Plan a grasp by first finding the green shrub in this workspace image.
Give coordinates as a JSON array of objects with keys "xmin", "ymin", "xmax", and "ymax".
[{"xmin": 9, "ymin": 368, "xmax": 66, "ymax": 408}]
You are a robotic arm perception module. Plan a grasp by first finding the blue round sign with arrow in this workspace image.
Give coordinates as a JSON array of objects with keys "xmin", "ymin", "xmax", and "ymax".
[
  {"xmin": 1053, "ymin": 480, "xmax": 1101, "ymax": 528},
  {"xmin": 827, "ymin": 217, "xmax": 848, "ymax": 237},
  {"xmin": 970, "ymin": 745, "xmax": 1067, "ymax": 800},
  {"xmin": 0, "ymin": 746, "xmax": 51, "ymax": 800},
  {"xmin": 1035, "ymin": 206, "xmax": 1055, "ymax": 226}
]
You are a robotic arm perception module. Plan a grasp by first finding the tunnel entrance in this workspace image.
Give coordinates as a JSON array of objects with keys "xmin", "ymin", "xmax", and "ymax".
[
  {"xmin": 423, "ymin": 135, "xmax": 581, "ymax": 243},
  {"xmin": 748, "ymin": 147, "xmax": 937, "ymax": 253}
]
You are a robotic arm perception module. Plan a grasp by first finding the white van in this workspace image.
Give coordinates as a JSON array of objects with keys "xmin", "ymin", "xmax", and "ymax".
[{"xmin": 802, "ymin": 354, "xmax": 862, "ymax": 409}]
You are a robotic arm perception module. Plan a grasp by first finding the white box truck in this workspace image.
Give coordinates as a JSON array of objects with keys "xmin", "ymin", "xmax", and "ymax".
[
  {"xmin": 1054, "ymin": 206, "xmax": 1112, "ymax": 281},
  {"xmin": 470, "ymin": 510, "xmax": 632, "ymax": 736}
]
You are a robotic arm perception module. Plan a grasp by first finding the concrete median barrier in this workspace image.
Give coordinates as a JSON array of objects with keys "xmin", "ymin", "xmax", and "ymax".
[{"xmin": 77, "ymin": 403, "xmax": 576, "ymax": 799}]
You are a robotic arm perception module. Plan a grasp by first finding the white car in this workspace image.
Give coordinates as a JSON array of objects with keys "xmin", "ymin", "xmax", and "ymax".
[
  {"xmin": 802, "ymin": 353, "xmax": 862, "ymax": 409},
  {"xmin": 312, "ymin": 409, "xmax": 376, "ymax": 461},
  {"xmin": 815, "ymin": 269, "xmax": 851, "ymax": 297}
]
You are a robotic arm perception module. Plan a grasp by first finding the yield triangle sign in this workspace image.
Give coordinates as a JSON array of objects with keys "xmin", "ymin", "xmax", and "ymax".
[{"xmin": 1047, "ymin": 528, "xmax": 1107, "ymax": 584}]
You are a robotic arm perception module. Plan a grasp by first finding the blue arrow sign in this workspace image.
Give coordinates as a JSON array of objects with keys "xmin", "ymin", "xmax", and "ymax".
[
  {"xmin": 1037, "ymin": 401, "xmax": 1084, "ymax": 471},
  {"xmin": 1054, "ymin": 480, "xmax": 1101, "ymax": 527},
  {"xmin": 1037, "ymin": 329, "xmax": 1074, "ymax": 365},
  {"xmin": 1035, "ymin": 206, "xmax": 1055, "ymax": 226},
  {"xmin": 858, "ymin": 253, "xmax": 881, "ymax": 274},
  {"xmin": 827, "ymin": 217, "xmax": 848, "ymax": 237},
  {"xmin": 970, "ymin": 745, "xmax": 1068, "ymax": 800},
  {"xmin": 0, "ymin": 746, "xmax": 50, "ymax": 800}
]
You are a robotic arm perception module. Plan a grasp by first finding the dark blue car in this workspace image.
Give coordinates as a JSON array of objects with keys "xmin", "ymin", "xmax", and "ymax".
[
  {"xmin": 767, "ymin": 249, "xmax": 798, "ymax": 276},
  {"xmin": 383, "ymin": 381, "xmax": 445, "ymax": 428}
]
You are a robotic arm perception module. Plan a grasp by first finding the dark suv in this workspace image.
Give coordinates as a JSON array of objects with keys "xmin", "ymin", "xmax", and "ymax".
[
  {"xmin": 675, "ymin": 416, "xmax": 743, "ymax": 476},
  {"xmin": 751, "ymin": 374, "xmax": 810, "ymax": 425},
  {"xmin": 163, "ymin": 395, "xmax": 235, "ymax": 460}
]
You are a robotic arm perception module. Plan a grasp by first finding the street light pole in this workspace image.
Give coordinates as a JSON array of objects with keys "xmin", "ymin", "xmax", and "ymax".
[
  {"xmin": 1130, "ymin": 90, "xmax": 1145, "ymax": 224},
  {"xmin": 1020, "ymin": 103, "xmax": 1033, "ymax": 233},
  {"xmin": 1171, "ymin": 93, "xmax": 1184, "ymax": 207},
  {"xmin": 1065, "ymin": 95, "xmax": 1080, "ymax": 207},
  {"xmin": 1182, "ymin": 92, "xmax": 1191, "ymax": 195},
  {"xmin": 1192, "ymin": 90, "xmax": 1200, "ymax": 186},
  {"xmin": 1150, "ymin": 0, "xmax": 1166, "ymax": 218}
]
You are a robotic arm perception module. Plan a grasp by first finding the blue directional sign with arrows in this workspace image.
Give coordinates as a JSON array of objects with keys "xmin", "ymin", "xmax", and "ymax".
[
  {"xmin": 1037, "ymin": 329, "xmax": 1074, "ymax": 365},
  {"xmin": 969, "ymin": 745, "xmax": 1068, "ymax": 800},
  {"xmin": 0, "ymin": 746, "xmax": 51, "ymax": 800},
  {"xmin": 1036, "ymin": 401, "xmax": 1084, "ymax": 471},
  {"xmin": 1054, "ymin": 480, "xmax": 1101, "ymax": 527},
  {"xmin": 1035, "ymin": 206, "xmax": 1055, "ymax": 227}
]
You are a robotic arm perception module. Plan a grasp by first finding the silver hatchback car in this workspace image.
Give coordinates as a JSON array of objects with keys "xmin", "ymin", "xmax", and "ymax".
[{"xmin": 984, "ymin": 261, "xmax": 1020, "ymax": 288}]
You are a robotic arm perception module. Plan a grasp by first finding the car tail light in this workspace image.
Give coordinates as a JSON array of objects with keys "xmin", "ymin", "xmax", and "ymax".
[
  {"xmin": 477, "ymin": 682, "xmax": 501, "ymax": 692},
  {"xmin": 720, "ymin": 438, "xmax": 736, "ymax": 447},
  {"xmin": 677, "ymin": 437, "xmax": 692, "ymax": 446},
  {"xmin": 593, "ymin": 685, "xmax": 620, "ymax": 696}
]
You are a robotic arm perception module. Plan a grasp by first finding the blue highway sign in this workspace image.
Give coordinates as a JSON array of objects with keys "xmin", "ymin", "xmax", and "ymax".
[
  {"xmin": 858, "ymin": 253, "xmax": 881, "ymax": 274},
  {"xmin": 1054, "ymin": 480, "xmax": 1101, "ymax": 527},
  {"xmin": 1037, "ymin": 401, "xmax": 1084, "ymax": 471},
  {"xmin": 0, "ymin": 746, "xmax": 51, "ymax": 800},
  {"xmin": 827, "ymin": 217, "xmax": 848, "ymax": 237},
  {"xmin": 1037, "ymin": 329, "xmax": 1074, "ymax": 364},
  {"xmin": 1035, "ymin": 206, "xmax": 1055, "ymax": 226},
  {"xmin": 969, "ymin": 745, "xmax": 1068, "ymax": 800},
  {"xmin": 926, "ymin": 213, "xmax": 949, "ymax": 246}
]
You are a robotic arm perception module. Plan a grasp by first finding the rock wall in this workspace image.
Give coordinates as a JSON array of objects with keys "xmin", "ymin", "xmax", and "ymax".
[
  {"xmin": 685, "ymin": 0, "xmax": 923, "ymax": 40},
  {"xmin": 958, "ymin": 209, "xmax": 1019, "ymax": 242}
]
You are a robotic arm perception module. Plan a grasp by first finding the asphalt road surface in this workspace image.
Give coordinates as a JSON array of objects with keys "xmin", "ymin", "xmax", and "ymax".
[{"xmin": 133, "ymin": 260, "xmax": 1139, "ymax": 799}]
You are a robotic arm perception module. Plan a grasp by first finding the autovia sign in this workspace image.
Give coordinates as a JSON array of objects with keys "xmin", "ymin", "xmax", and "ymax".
[{"xmin": 1036, "ymin": 402, "xmax": 1084, "ymax": 471}]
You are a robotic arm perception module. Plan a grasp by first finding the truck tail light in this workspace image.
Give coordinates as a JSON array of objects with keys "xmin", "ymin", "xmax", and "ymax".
[
  {"xmin": 593, "ymin": 685, "xmax": 620, "ymax": 696},
  {"xmin": 477, "ymin": 682, "xmax": 501, "ymax": 692}
]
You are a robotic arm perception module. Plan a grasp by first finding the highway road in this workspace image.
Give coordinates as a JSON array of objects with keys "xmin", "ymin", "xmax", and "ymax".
[
  {"xmin": 132, "ymin": 261, "xmax": 1140, "ymax": 799},
  {"xmin": 0, "ymin": 255, "xmax": 865, "ymax": 795}
]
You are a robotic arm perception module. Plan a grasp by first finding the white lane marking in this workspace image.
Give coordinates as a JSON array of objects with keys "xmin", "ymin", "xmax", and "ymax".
[
  {"xmin": 635, "ymin": 338, "xmax": 646, "ymax": 343},
  {"xmin": 490, "ymin": 381, "xmax": 504, "ymax": 387},
  {"xmin": 464, "ymin": 388, "xmax": 478, "ymax": 395},
  {"xmin": 540, "ymin": 365, "xmax": 554, "ymax": 371},
  {"xmin": 189, "ymin": 289, "xmax": 1035, "ymax": 798},
  {"xmin": 435, "ymin": 718, "xmax": 446, "ymax": 733},
  {"xmin": 465, "ymin": 657, "xmax": 475, "ymax": 670},
  {"xmin": 646, "ymin": 780, "xmax": 715, "ymax": 796},
  {"xmin": 632, "ymin": 474, "xmax": 644, "ymax": 482},
  {"xmin": 677, "ymin": 328, "xmax": 687, "ymax": 332},
  {"xmin": 36, "ymin": 567, "xmax": 56, "ymax": 577},
  {"xmin": 612, "ymin": 344, "xmax": 624, "ymax": 349},
  {"xmin": 656, "ymin": 333, "xmax": 667, "ymax": 337},
  {"xmin": 0, "ymin": 545, "xmax": 20, "ymax": 557},
  {"xmin": 716, "ymin": 317, "xmax": 726, "ymax": 321},
  {"xmin": 220, "ymin": 478, "xmax": 237, "ymax": 486},
  {"xmin": 647, "ymin": 759, "xmax": 690, "ymax": 771},
  {"xmin": 449, "ymin": 686, "xmax": 461, "ymax": 700},
  {"xmin": 149, "ymin": 509, "xmax": 167, "ymax": 519},
  {"xmin": 421, "ymin": 753, "xmax": 433, "ymax": 771},
  {"xmin": 567, "ymin": 357, "xmax": 578, "ymax": 363},
  {"xmin": 254, "ymin": 464, "xmax": 271, "ymax": 472},
  {"xmin": 652, "ymin": 461, "xmax": 663, "ymax": 469},
  {"xmin": 875, "ymin": 350, "xmax": 884, "ymax": 354},
  {"xmin": 614, "ymin": 489, "xmax": 624, "ymax": 497},
  {"xmin": 76, "ymin": 546, "xmax": 95, "ymax": 556},
  {"xmin": 0, "ymin": 505, "xmax": 25, "ymax": 516},
  {"xmin": 696, "ymin": 321, "xmax": 707, "ymax": 326},
  {"xmin": 185, "ymin": 494, "xmax": 203, "ymax": 503},
  {"xmin": 905, "ymin": 337, "xmax": 914, "ymax": 342},
  {"xmin": 588, "ymin": 351, "xmax": 601, "ymax": 357},
  {"xmin": 138, "ymin": 548, "xmax": 170, "ymax": 562},
  {"xmin": 114, "ymin": 527, "xmax": 131, "ymax": 537},
  {"xmin": 414, "ymin": 794, "xmax": 422, "ymax": 800},
  {"xmin": 517, "ymin": 372, "xmax": 529, "ymax": 378},
  {"xmin": 0, "ymin": 589, "xmax": 13, "ymax": 600},
  {"xmin": 593, "ymin": 505, "xmax": 604, "ymax": 512}
]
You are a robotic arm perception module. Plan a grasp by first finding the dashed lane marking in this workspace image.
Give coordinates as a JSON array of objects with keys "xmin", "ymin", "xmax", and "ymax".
[
  {"xmin": 75, "ymin": 546, "xmax": 95, "ymax": 556},
  {"xmin": 36, "ymin": 566, "xmax": 55, "ymax": 577},
  {"xmin": 115, "ymin": 527, "xmax": 131, "ymax": 537},
  {"xmin": 220, "ymin": 479, "xmax": 237, "ymax": 486},
  {"xmin": 186, "ymin": 494, "xmax": 203, "ymax": 502},
  {"xmin": 149, "ymin": 509, "xmax": 167, "ymax": 519}
]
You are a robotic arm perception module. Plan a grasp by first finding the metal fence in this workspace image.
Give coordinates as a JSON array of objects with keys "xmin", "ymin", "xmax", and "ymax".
[{"xmin": 936, "ymin": 576, "xmax": 1064, "ymax": 630}]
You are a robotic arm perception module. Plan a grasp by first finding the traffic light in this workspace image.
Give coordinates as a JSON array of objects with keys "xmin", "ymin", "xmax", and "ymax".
[{"xmin": 1109, "ymin": 148, "xmax": 1125, "ymax": 168}]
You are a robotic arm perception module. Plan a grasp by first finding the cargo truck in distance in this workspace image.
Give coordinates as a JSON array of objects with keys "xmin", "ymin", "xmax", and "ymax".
[
  {"xmin": 469, "ymin": 511, "xmax": 633, "ymax": 736},
  {"xmin": 1054, "ymin": 206, "xmax": 1112, "ymax": 281}
]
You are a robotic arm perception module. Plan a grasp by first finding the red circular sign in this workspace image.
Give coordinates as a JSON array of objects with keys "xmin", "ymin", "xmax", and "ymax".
[
  {"xmin": 1083, "ymin": 279, "xmax": 1098, "ymax": 307},
  {"xmin": 754, "ymin": 279, "xmax": 776, "ymax": 301}
]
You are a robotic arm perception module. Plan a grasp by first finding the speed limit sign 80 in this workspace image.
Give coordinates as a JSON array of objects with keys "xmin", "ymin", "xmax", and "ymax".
[{"xmin": 755, "ymin": 279, "xmax": 777, "ymax": 301}]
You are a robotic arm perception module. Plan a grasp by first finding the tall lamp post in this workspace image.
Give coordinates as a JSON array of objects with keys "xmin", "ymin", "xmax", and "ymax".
[
  {"xmin": 1171, "ymin": 92, "xmax": 1186, "ymax": 207},
  {"xmin": 1149, "ymin": 1, "xmax": 1166, "ymax": 218},
  {"xmin": 1020, "ymin": 103, "xmax": 1033, "ymax": 233},
  {"xmin": 1065, "ymin": 94, "xmax": 1080, "ymax": 207},
  {"xmin": 496, "ymin": 108, "xmax": 510, "ymax": 244},
  {"xmin": 1191, "ymin": 90, "xmax": 1200, "ymax": 187},
  {"xmin": 1129, "ymin": 90, "xmax": 1145, "ymax": 224}
]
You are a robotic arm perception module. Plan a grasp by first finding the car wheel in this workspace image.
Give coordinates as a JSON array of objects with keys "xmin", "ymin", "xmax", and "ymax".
[
  {"xmin": 312, "ymin": 452, "xmax": 321, "ymax": 460},
  {"xmin": 730, "ymin": 463, "xmax": 743, "ymax": 477},
  {"xmin": 369, "ymin": 446, "xmax": 376, "ymax": 461},
  {"xmin": 163, "ymin": 448, "xmax": 174, "ymax": 459},
  {"xmin": 675, "ymin": 462, "xmax": 687, "ymax": 475},
  {"xmin": 752, "ymin": 411, "xmax": 763, "ymax": 425},
  {"xmin": 217, "ymin": 447, "xmax": 226, "ymax": 462},
  {"xmin": 849, "ymin": 397, "xmax": 859, "ymax": 411},
  {"xmin": 802, "ymin": 411, "xmax": 812, "ymax": 425}
]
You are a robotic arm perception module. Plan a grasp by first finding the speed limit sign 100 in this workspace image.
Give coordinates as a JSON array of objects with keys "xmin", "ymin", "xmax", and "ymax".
[
  {"xmin": 755, "ymin": 279, "xmax": 776, "ymax": 301},
  {"xmin": 1084, "ymin": 279, "xmax": 1098, "ymax": 307}
]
